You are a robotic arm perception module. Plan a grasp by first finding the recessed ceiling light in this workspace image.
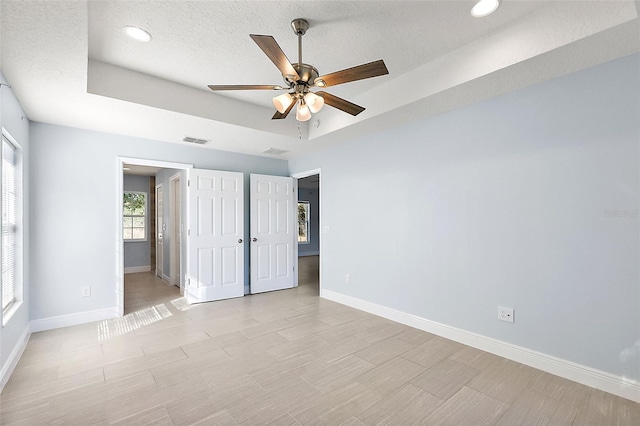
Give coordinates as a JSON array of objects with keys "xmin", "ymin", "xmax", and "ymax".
[
  {"xmin": 122, "ymin": 26, "xmax": 152, "ymax": 42},
  {"xmin": 471, "ymin": 0, "xmax": 501, "ymax": 18}
]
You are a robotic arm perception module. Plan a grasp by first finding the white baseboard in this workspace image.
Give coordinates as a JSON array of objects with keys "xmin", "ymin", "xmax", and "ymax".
[
  {"xmin": 0, "ymin": 324, "xmax": 31, "ymax": 393},
  {"xmin": 298, "ymin": 251, "xmax": 319, "ymax": 257},
  {"xmin": 321, "ymin": 289, "xmax": 640, "ymax": 403},
  {"xmin": 162, "ymin": 274, "xmax": 171, "ymax": 285},
  {"xmin": 124, "ymin": 265, "xmax": 151, "ymax": 274},
  {"xmin": 31, "ymin": 307, "xmax": 119, "ymax": 333}
]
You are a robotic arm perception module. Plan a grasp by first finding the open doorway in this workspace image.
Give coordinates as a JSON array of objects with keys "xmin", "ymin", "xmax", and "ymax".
[
  {"xmin": 117, "ymin": 158, "xmax": 192, "ymax": 316},
  {"xmin": 293, "ymin": 169, "xmax": 321, "ymax": 295}
]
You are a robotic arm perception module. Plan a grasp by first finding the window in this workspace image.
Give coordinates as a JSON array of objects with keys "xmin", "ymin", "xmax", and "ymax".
[
  {"xmin": 297, "ymin": 201, "xmax": 310, "ymax": 243},
  {"xmin": 2, "ymin": 135, "xmax": 20, "ymax": 315},
  {"xmin": 123, "ymin": 191, "xmax": 147, "ymax": 241}
]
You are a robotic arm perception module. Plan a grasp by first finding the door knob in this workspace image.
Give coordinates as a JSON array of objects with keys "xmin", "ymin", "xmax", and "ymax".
[
  {"xmin": 238, "ymin": 239, "xmax": 243, "ymax": 243},
  {"xmin": 252, "ymin": 238, "xmax": 257, "ymax": 242}
]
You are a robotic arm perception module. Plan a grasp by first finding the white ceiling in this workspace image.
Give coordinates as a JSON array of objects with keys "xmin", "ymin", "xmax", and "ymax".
[{"xmin": 1, "ymin": 1, "xmax": 639, "ymax": 159}]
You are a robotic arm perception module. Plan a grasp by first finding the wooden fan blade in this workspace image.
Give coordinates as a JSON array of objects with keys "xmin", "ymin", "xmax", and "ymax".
[
  {"xmin": 316, "ymin": 91, "xmax": 365, "ymax": 116},
  {"xmin": 272, "ymin": 100, "xmax": 296, "ymax": 120},
  {"xmin": 250, "ymin": 34, "xmax": 300, "ymax": 81},
  {"xmin": 315, "ymin": 60, "xmax": 388, "ymax": 87},
  {"xmin": 208, "ymin": 84, "xmax": 285, "ymax": 91}
]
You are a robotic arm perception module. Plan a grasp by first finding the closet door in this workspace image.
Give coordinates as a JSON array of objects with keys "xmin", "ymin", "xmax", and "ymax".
[
  {"xmin": 250, "ymin": 174, "xmax": 296, "ymax": 294},
  {"xmin": 185, "ymin": 169, "xmax": 244, "ymax": 303}
]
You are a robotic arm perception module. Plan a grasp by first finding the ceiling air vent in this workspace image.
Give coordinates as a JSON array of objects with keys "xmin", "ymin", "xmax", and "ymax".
[
  {"xmin": 262, "ymin": 147, "xmax": 288, "ymax": 155},
  {"xmin": 182, "ymin": 136, "xmax": 209, "ymax": 145}
]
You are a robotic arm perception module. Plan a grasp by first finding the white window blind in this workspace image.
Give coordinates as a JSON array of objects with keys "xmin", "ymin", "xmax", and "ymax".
[{"xmin": 2, "ymin": 137, "xmax": 17, "ymax": 312}]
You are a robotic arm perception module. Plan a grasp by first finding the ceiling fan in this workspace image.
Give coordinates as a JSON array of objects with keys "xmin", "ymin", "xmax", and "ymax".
[{"xmin": 208, "ymin": 18, "xmax": 389, "ymax": 122}]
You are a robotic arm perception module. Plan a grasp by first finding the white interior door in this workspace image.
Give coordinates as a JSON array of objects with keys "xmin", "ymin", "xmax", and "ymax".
[
  {"xmin": 250, "ymin": 174, "xmax": 296, "ymax": 294},
  {"xmin": 185, "ymin": 169, "xmax": 244, "ymax": 303}
]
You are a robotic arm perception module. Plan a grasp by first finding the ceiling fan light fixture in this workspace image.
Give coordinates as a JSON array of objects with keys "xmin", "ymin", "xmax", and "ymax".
[
  {"xmin": 304, "ymin": 92, "xmax": 324, "ymax": 114},
  {"xmin": 273, "ymin": 93, "xmax": 294, "ymax": 114},
  {"xmin": 296, "ymin": 100, "xmax": 311, "ymax": 122},
  {"xmin": 122, "ymin": 26, "xmax": 152, "ymax": 42},
  {"xmin": 471, "ymin": 0, "xmax": 501, "ymax": 17},
  {"xmin": 207, "ymin": 18, "xmax": 388, "ymax": 122}
]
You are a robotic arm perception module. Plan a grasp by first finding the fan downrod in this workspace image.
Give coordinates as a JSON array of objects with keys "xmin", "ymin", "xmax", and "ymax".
[{"xmin": 286, "ymin": 18, "xmax": 316, "ymax": 85}]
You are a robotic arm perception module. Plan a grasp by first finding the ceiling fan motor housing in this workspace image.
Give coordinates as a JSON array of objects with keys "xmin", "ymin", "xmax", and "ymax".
[{"xmin": 286, "ymin": 63, "xmax": 319, "ymax": 86}]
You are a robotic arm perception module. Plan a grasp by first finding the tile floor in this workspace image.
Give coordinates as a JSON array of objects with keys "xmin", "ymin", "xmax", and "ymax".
[{"xmin": 1, "ymin": 256, "xmax": 638, "ymax": 425}]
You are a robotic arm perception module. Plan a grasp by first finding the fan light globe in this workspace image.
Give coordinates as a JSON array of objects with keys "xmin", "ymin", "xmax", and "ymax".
[
  {"xmin": 296, "ymin": 101, "xmax": 312, "ymax": 121},
  {"xmin": 273, "ymin": 93, "xmax": 294, "ymax": 114},
  {"xmin": 471, "ymin": 0, "xmax": 500, "ymax": 17},
  {"xmin": 305, "ymin": 92, "xmax": 324, "ymax": 114}
]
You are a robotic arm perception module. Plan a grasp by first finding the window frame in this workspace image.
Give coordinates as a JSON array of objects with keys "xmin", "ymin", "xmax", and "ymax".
[
  {"xmin": 1, "ymin": 131, "xmax": 23, "ymax": 324},
  {"xmin": 123, "ymin": 191, "xmax": 148, "ymax": 242},
  {"xmin": 297, "ymin": 200, "xmax": 310, "ymax": 244}
]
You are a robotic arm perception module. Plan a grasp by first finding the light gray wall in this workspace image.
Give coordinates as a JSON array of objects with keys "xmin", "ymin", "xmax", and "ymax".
[
  {"xmin": 298, "ymin": 188, "xmax": 319, "ymax": 256},
  {"xmin": 29, "ymin": 124, "xmax": 288, "ymax": 320},
  {"xmin": 289, "ymin": 54, "xmax": 640, "ymax": 380},
  {"xmin": 123, "ymin": 175, "xmax": 151, "ymax": 269},
  {"xmin": 0, "ymin": 72, "xmax": 30, "ymax": 374}
]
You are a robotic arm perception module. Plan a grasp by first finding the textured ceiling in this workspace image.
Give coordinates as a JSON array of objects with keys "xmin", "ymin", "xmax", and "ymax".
[
  {"xmin": 1, "ymin": 1, "xmax": 639, "ymax": 159},
  {"xmin": 87, "ymin": 1, "xmax": 548, "ymax": 107}
]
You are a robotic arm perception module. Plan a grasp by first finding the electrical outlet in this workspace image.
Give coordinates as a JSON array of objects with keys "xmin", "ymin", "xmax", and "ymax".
[
  {"xmin": 498, "ymin": 306, "xmax": 514, "ymax": 323},
  {"xmin": 345, "ymin": 274, "xmax": 351, "ymax": 284},
  {"xmin": 81, "ymin": 286, "xmax": 91, "ymax": 297}
]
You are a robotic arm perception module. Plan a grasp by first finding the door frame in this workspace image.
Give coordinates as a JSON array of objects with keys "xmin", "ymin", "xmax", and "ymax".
[
  {"xmin": 290, "ymin": 168, "xmax": 322, "ymax": 294},
  {"xmin": 155, "ymin": 183, "xmax": 164, "ymax": 279},
  {"xmin": 116, "ymin": 157, "xmax": 193, "ymax": 317},
  {"xmin": 169, "ymin": 172, "xmax": 181, "ymax": 288}
]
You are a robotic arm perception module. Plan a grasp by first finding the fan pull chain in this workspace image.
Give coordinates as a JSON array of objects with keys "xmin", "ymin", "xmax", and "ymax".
[{"xmin": 298, "ymin": 121, "xmax": 302, "ymax": 140}]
